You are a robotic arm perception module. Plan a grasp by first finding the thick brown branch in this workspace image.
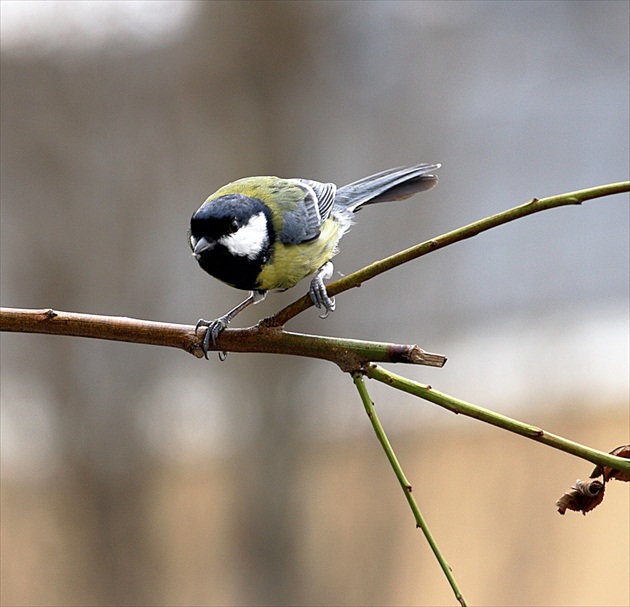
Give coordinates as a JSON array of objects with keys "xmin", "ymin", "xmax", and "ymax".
[{"xmin": 0, "ymin": 307, "xmax": 446, "ymax": 372}]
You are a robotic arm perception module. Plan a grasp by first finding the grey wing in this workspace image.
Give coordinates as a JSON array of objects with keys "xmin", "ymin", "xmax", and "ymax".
[
  {"xmin": 280, "ymin": 179, "xmax": 337, "ymax": 244},
  {"xmin": 334, "ymin": 164, "xmax": 440, "ymax": 212}
]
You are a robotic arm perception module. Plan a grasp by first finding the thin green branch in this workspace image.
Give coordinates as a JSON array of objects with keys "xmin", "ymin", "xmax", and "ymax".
[
  {"xmin": 268, "ymin": 182, "xmax": 630, "ymax": 326},
  {"xmin": 367, "ymin": 365, "xmax": 630, "ymax": 473},
  {"xmin": 352, "ymin": 373, "xmax": 467, "ymax": 607}
]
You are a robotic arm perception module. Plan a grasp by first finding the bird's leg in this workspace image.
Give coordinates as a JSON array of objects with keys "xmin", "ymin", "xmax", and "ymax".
[
  {"xmin": 309, "ymin": 261, "xmax": 335, "ymax": 319},
  {"xmin": 195, "ymin": 290, "xmax": 267, "ymax": 359}
]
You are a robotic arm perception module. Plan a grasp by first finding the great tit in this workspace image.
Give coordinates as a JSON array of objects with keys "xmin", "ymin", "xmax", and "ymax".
[{"xmin": 189, "ymin": 163, "xmax": 440, "ymax": 356}]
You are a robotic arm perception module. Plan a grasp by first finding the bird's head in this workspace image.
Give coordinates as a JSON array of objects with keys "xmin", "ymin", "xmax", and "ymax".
[{"xmin": 189, "ymin": 193, "xmax": 274, "ymax": 290}]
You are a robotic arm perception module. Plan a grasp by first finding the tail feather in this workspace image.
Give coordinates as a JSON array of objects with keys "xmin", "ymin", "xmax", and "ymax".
[{"xmin": 334, "ymin": 164, "xmax": 440, "ymax": 212}]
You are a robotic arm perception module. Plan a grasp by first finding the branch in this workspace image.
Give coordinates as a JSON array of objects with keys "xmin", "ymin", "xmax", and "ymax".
[
  {"xmin": 0, "ymin": 307, "xmax": 446, "ymax": 372},
  {"xmin": 2, "ymin": 182, "xmax": 625, "ymax": 365},
  {"xmin": 353, "ymin": 374, "xmax": 467, "ymax": 606},
  {"xmin": 267, "ymin": 181, "xmax": 630, "ymax": 326},
  {"xmin": 367, "ymin": 364, "xmax": 630, "ymax": 473}
]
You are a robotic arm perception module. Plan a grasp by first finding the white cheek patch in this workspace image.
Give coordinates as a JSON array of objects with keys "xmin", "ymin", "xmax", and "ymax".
[{"xmin": 219, "ymin": 212, "xmax": 268, "ymax": 259}]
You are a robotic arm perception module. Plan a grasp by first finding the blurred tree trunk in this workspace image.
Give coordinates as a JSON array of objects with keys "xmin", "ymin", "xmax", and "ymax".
[
  {"xmin": 185, "ymin": 3, "xmax": 320, "ymax": 603},
  {"xmin": 1, "ymin": 2, "xmax": 324, "ymax": 604}
]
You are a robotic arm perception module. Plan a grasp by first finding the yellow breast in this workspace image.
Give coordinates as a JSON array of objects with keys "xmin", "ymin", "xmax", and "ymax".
[{"xmin": 256, "ymin": 219, "xmax": 341, "ymax": 291}]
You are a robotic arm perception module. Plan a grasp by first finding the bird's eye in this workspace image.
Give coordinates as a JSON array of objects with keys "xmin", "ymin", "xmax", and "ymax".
[{"xmin": 229, "ymin": 218, "xmax": 239, "ymax": 233}]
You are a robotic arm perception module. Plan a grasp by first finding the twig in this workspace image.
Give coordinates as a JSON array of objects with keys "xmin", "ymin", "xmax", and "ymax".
[
  {"xmin": 353, "ymin": 373, "xmax": 467, "ymax": 606},
  {"xmin": 268, "ymin": 182, "xmax": 630, "ymax": 326},
  {"xmin": 367, "ymin": 364, "xmax": 630, "ymax": 473}
]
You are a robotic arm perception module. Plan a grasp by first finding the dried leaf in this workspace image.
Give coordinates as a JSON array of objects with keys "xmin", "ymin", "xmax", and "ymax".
[
  {"xmin": 556, "ymin": 478, "xmax": 605, "ymax": 515},
  {"xmin": 590, "ymin": 445, "xmax": 630, "ymax": 482}
]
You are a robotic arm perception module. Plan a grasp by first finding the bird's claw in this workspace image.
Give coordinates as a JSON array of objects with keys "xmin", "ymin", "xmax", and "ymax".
[
  {"xmin": 195, "ymin": 317, "xmax": 228, "ymax": 360},
  {"xmin": 309, "ymin": 274, "xmax": 335, "ymax": 319}
]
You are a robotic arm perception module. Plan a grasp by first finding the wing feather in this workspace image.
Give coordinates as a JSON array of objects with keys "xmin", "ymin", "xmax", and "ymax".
[{"xmin": 279, "ymin": 179, "xmax": 337, "ymax": 244}]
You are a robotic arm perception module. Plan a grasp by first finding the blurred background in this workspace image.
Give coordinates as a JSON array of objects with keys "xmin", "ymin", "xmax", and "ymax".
[{"xmin": 1, "ymin": 1, "xmax": 628, "ymax": 605}]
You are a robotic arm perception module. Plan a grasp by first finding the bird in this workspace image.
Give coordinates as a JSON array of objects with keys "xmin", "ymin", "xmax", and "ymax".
[{"xmin": 189, "ymin": 163, "xmax": 440, "ymax": 357}]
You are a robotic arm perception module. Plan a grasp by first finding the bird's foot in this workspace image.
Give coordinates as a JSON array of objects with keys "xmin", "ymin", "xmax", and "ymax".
[
  {"xmin": 195, "ymin": 317, "xmax": 229, "ymax": 360},
  {"xmin": 194, "ymin": 291, "xmax": 265, "ymax": 361},
  {"xmin": 309, "ymin": 262, "xmax": 335, "ymax": 319}
]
